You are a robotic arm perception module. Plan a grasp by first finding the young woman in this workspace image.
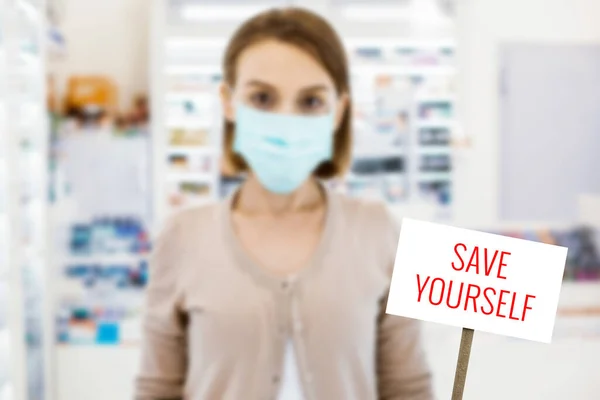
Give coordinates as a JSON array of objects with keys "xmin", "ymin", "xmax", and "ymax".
[{"xmin": 136, "ymin": 7, "xmax": 433, "ymax": 400}]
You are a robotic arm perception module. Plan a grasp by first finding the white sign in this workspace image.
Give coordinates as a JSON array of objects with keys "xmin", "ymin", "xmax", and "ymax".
[{"xmin": 386, "ymin": 218, "xmax": 568, "ymax": 343}]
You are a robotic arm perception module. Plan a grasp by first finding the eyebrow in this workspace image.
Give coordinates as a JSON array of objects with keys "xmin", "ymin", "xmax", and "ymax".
[
  {"xmin": 245, "ymin": 79, "xmax": 276, "ymax": 90},
  {"xmin": 245, "ymin": 80, "xmax": 330, "ymax": 93},
  {"xmin": 299, "ymin": 84, "xmax": 329, "ymax": 93}
]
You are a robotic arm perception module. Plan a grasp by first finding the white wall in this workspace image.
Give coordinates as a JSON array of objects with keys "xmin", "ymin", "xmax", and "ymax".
[
  {"xmin": 453, "ymin": 0, "xmax": 600, "ymax": 227},
  {"xmin": 49, "ymin": 0, "xmax": 150, "ymax": 110}
]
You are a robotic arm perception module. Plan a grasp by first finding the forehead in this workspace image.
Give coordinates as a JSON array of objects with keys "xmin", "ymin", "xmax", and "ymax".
[{"xmin": 235, "ymin": 39, "xmax": 335, "ymax": 90}]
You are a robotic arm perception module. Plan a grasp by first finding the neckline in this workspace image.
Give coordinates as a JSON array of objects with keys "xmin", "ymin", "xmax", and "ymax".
[{"xmin": 220, "ymin": 182, "xmax": 338, "ymax": 290}]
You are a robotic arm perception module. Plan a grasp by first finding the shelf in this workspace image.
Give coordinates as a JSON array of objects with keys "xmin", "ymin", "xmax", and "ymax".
[
  {"xmin": 418, "ymin": 146, "xmax": 451, "ymax": 155},
  {"xmin": 168, "ymin": 197, "xmax": 218, "ymax": 213},
  {"xmin": 60, "ymin": 254, "xmax": 148, "ymax": 266},
  {"xmin": 417, "ymin": 172, "xmax": 452, "ymax": 182},
  {"xmin": 166, "ymin": 172, "xmax": 215, "ymax": 183},
  {"xmin": 167, "ymin": 146, "xmax": 218, "ymax": 156},
  {"xmin": 165, "ymin": 65, "xmax": 222, "ymax": 75},
  {"xmin": 166, "ymin": 38, "xmax": 227, "ymax": 49},
  {"xmin": 165, "ymin": 117, "xmax": 213, "ymax": 129},
  {"xmin": 178, "ymin": 4, "xmax": 274, "ymax": 22},
  {"xmin": 353, "ymin": 147, "xmax": 404, "ymax": 158},
  {"xmin": 558, "ymin": 282, "xmax": 600, "ymax": 310},
  {"xmin": 165, "ymin": 93, "xmax": 215, "ymax": 105},
  {"xmin": 351, "ymin": 65, "xmax": 456, "ymax": 76},
  {"xmin": 340, "ymin": 5, "xmax": 455, "ymax": 26},
  {"xmin": 414, "ymin": 120, "xmax": 455, "ymax": 129},
  {"xmin": 344, "ymin": 38, "xmax": 457, "ymax": 49},
  {"xmin": 345, "ymin": 172, "xmax": 407, "ymax": 182},
  {"xmin": 415, "ymin": 95, "xmax": 456, "ymax": 103}
]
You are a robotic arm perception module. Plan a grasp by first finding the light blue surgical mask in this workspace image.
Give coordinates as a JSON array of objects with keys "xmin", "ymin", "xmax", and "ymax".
[{"xmin": 233, "ymin": 104, "xmax": 335, "ymax": 194}]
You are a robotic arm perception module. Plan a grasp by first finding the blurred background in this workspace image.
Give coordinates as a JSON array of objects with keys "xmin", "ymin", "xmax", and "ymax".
[{"xmin": 1, "ymin": 0, "xmax": 600, "ymax": 399}]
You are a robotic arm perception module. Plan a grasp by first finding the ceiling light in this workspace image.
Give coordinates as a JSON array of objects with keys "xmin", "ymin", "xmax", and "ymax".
[{"xmin": 180, "ymin": 4, "xmax": 272, "ymax": 21}]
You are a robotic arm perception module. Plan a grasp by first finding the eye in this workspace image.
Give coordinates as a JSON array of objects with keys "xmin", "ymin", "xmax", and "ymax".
[
  {"xmin": 249, "ymin": 91, "xmax": 274, "ymax": 109},
  {"xmin": 299, "ymin": 95, "xmax": 325, "ymax": 113}
]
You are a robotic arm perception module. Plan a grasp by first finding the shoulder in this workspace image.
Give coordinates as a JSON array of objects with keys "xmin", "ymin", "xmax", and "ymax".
[
  {"xmin": 152, "ymin": 202, "xmax": 223, "ymax": 258},
  {"xmin": 170, "ymin": 203, "xmax": 221, "ymax": 231},
  {"xmin": 333, "ymin": 193, "xmax": 400, "ymax": 264},
  {"xmin": 148, "ymin": 203, "xmax": 224, "ymax": 292},
  {"xmin": 161, "ymin": 202, "xmax": 221, "ymax": 234},
  {"xmin": 335, "ymin": 193, "xmax": 399, "ymax": 239}
]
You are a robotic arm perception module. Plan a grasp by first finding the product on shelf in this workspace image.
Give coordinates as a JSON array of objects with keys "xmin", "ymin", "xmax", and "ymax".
[
  {"xmin": 166, "ymin": 93, "xmax": 215, "ymax": 122},
  {"xmin": 349, "ymin": 44, "xmax": 456, "ymax": 67},
  {"xmin": 418, "ymin": 100, "xmax": 453, "ymax": 120},
  {"xmin": 169, "ymin": 127, "xmax": 211, "ymax": 146},
  {"xmin": 64, "ymin": 75, "xmax": 117, "ymax": 116},
  {"xmin": 69, "ymin": 217, "xmax": 151, "ymax": 256},
  {"xmin": 167, "ymin": 181, "xmax": 213, "ymax": 209},
  {"xmin": 167, "ymin": 152, "xmax": 213, "ymax": 173},
  {"xmin": 352, "ymin": 46, "xmax": 383, "ymax": 62},
  {"xmin": 351, "ymin": 156, "xmax": 405, "ymax": 178},
  {"xmin": 166, "ymin": 73, "xmax": 222, "ymax": 92},
  {"xmin": 419, "ymin": 154, "xmax": 451, "ymax": 172},
  {"xmin": 495, "ymin": 226, "xmax": 600, "ymax": 282},
  {"xmin": 64, "ymin": 260, "xmax": 149, "ymax": 290},
  {"xmin": 419, "ymin": 127, "xmax": 451, "ymax": 146},
  {"xmin": 418, "ymin": 181, "xmax": 451, "ymax": 206}
]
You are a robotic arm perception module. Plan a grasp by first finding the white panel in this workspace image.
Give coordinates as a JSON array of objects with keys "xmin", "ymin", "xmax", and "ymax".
[
  {"xmin": 56, "ymin": 346, "xmax": 141, "ymax": 400},
  {"xmin": 578, "ymin": 194, "xmax": 600, "ymax": 227},
  {"xmin": 500, "ymin": 44, "xmax": 600, "ymax": 222}
]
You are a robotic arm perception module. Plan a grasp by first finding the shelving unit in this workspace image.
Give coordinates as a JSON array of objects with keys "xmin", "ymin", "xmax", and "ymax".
[
  {"xmin": 0, "ymin": 1, "xmax": 52, "ymax": 400},
  {"xmin": 345, "ymin": 37, "xmax": 456, "ymax": 213},
  {"xmin": 154, "ymin": 34, "xmax": 226, "ymax": 220},
  {"xmin": 0, "ymin": 3, "xmax": 19, "ymax": 399}
]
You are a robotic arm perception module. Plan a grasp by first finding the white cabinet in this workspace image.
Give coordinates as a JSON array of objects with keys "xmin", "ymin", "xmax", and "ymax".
[{"xmin": 0, "ymin": 0, "xmax": 51, "ymax": 399}]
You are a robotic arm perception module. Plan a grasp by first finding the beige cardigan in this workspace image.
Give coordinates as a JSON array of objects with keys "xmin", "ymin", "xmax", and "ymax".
[{"xmin": 135, "ymin": 188, "xmax": 434, "ymax": 400}]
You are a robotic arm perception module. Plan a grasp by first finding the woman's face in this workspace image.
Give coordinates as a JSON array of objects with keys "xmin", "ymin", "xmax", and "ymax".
[{"xmin": 222, "ymin": 39, "xmax": 348, "ymax": 127}]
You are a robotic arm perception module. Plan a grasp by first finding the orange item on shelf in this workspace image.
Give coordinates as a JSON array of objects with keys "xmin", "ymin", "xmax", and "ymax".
[
  {"xmin": 65, "ymin": 75, "xmax": 118, "ymax": 112},
  {"xmin": 168, "ymin": 128, "xmax": 210, "ymax": 146}
]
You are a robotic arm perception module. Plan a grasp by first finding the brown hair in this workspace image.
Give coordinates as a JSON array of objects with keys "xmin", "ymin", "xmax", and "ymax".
[{"xmin": 221, "ymin": 7, "xmax": 352, "ymax": 179}]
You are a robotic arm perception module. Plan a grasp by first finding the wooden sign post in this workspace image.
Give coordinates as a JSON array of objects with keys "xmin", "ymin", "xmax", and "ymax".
[{"xmin": 451, "ymin": 328, "xmax": 474, "ymax": 400}]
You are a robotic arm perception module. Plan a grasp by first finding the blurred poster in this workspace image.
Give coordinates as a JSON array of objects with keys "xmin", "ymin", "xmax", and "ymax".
[{"xmin": 61, "ymin": 135, "xmax": 152, "ymax": 222}]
